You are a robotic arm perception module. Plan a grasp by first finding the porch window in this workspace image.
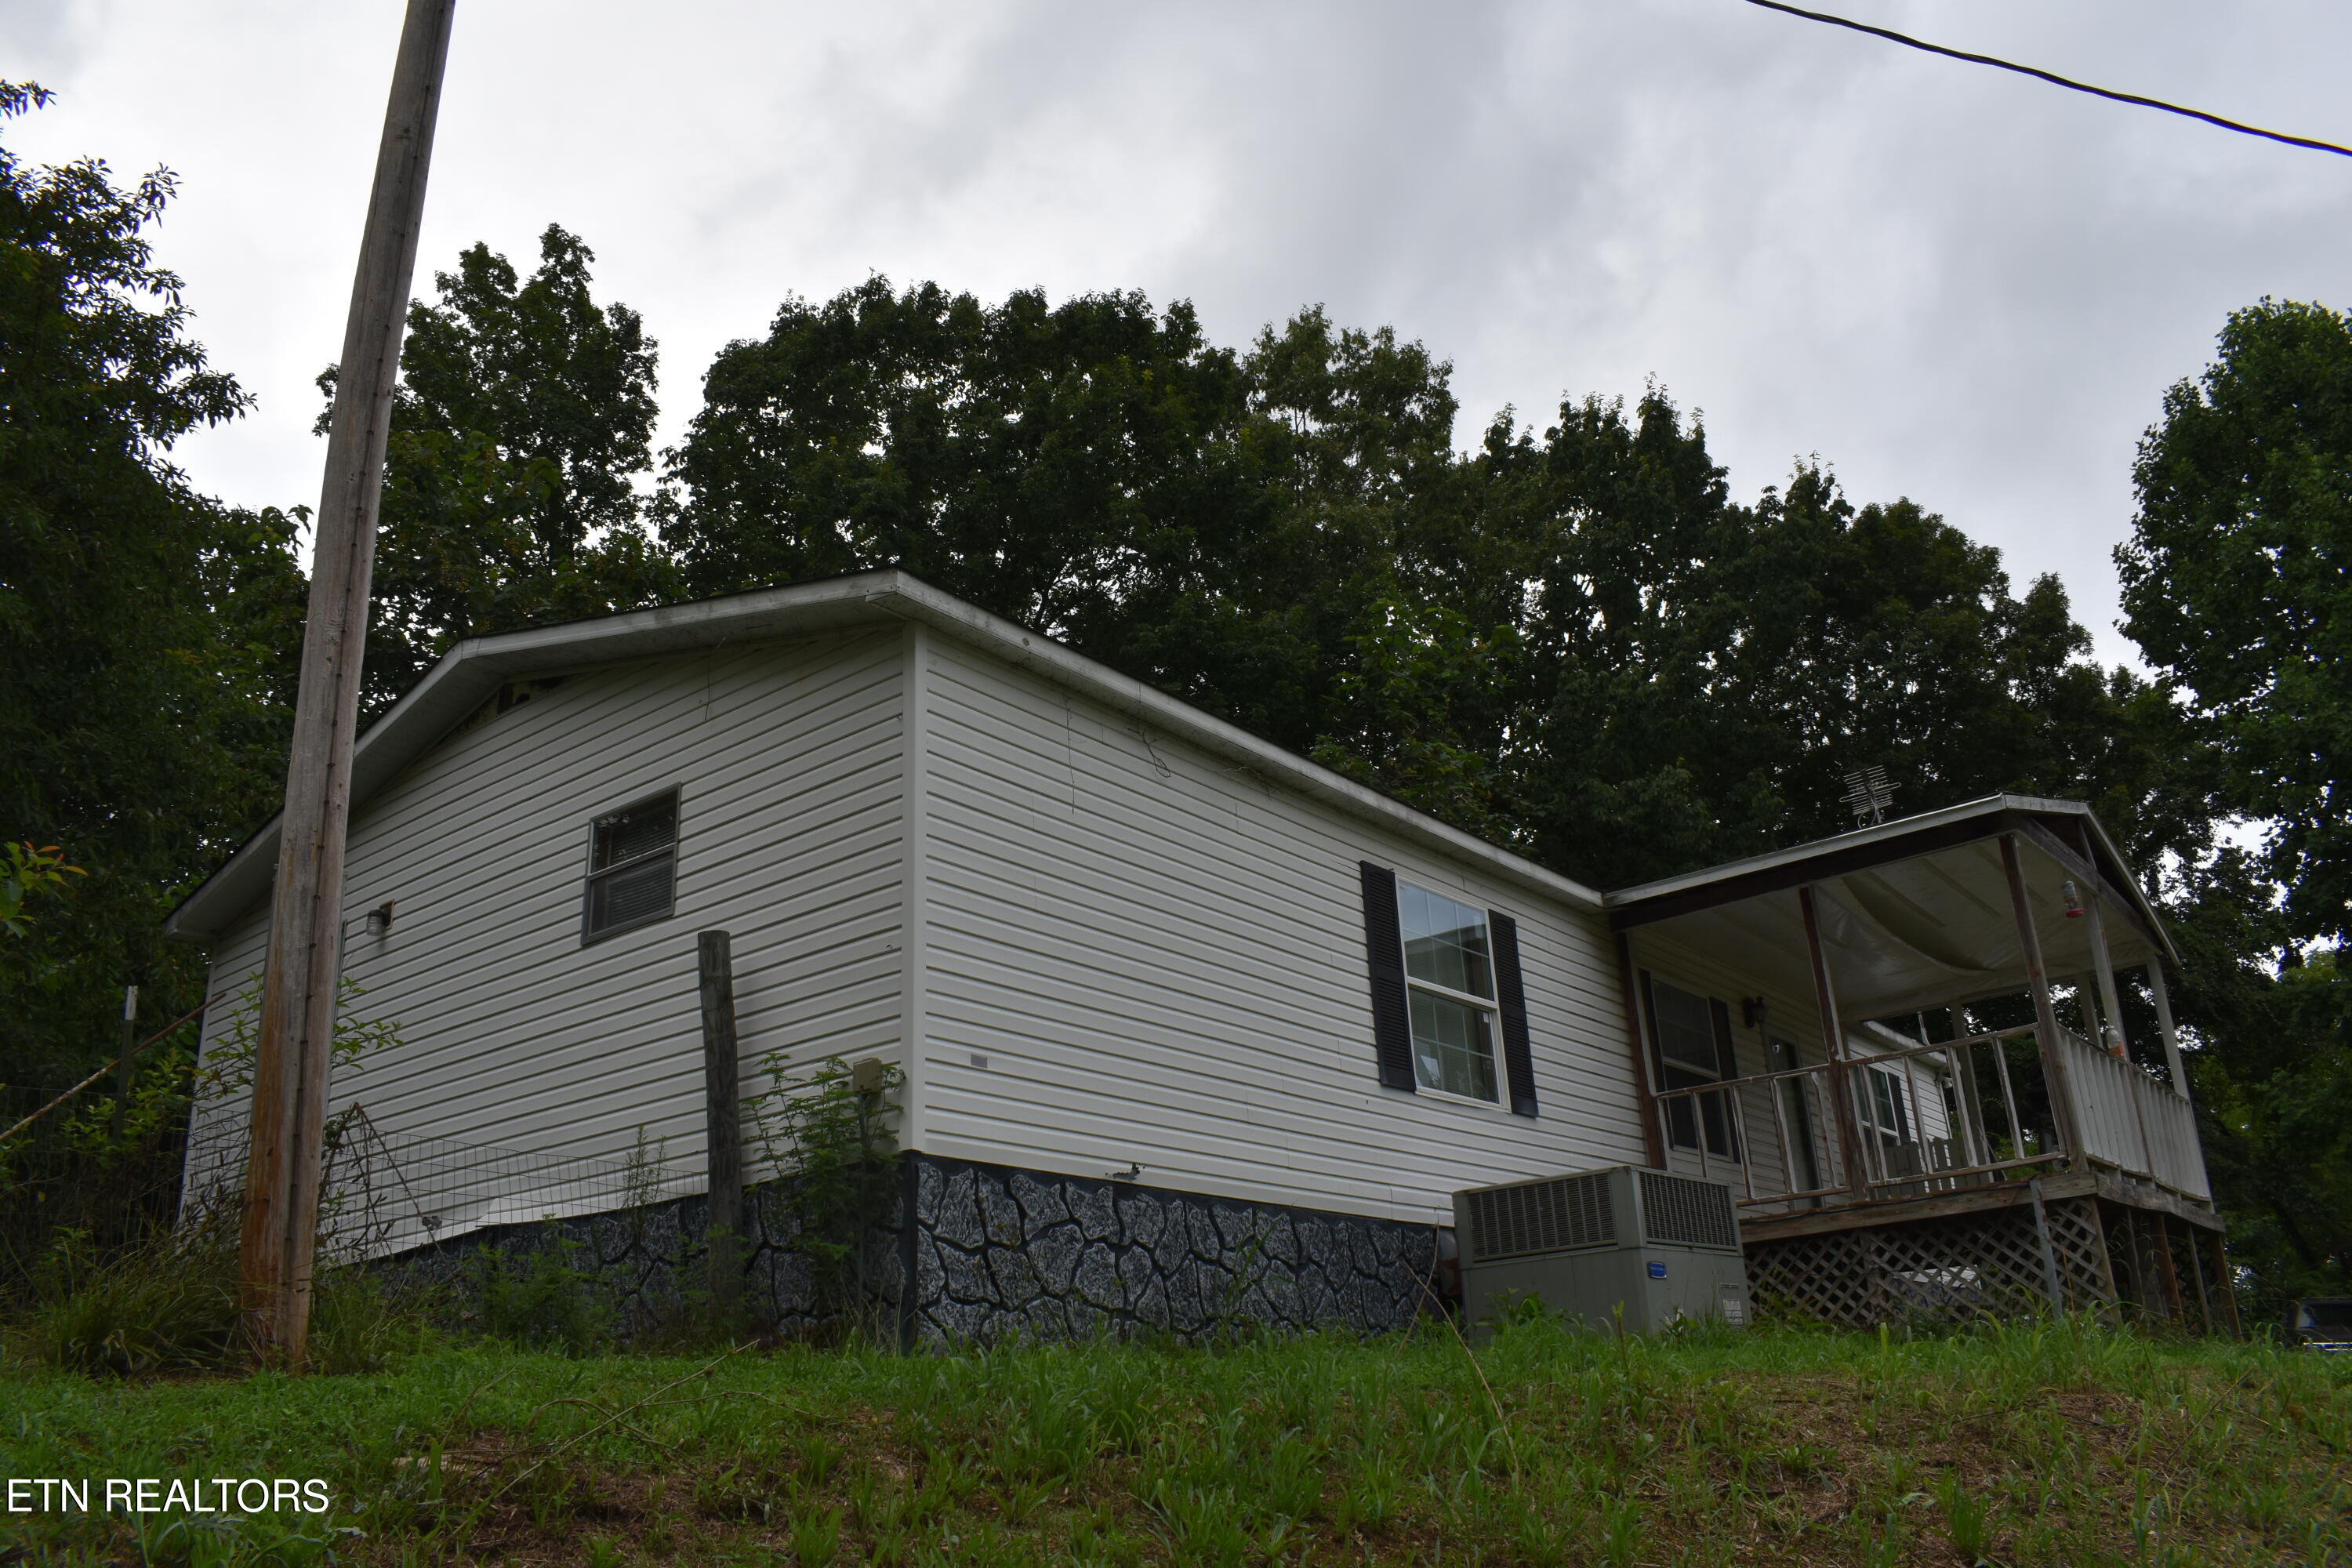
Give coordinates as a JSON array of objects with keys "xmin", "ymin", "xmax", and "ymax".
[
  {"xmin": 1867, "ymin": 1064, "xmax": 1915, "ymax": 1147},
  {"xmin": 583, "ymin": 789, "xmax": 679, "ymax": 943},
  {"xmin": 1398, "ymin": 880, "xmax": 1500, "ymax": 1102},
  {"xmin": 1648, "ymin": 978, "xmax": 1740, "ymax": 1161}
]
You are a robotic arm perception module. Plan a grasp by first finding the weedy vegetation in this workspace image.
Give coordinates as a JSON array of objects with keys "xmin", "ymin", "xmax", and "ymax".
[{"xmin": 3, "ymin": 1314, "xmax": 2348, "ymax": 1566}]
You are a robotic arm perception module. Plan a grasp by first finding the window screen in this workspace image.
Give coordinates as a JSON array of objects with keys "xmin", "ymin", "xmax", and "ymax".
[{"xmin": 583, "ymin": 791, "xmax": 678, "ymax": 942}]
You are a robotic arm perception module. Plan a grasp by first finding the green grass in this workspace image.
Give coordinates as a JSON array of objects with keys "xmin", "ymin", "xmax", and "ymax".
[{"xmin": 3, "ymin": 1318, "xmax": 2347, "ymax": 1566}]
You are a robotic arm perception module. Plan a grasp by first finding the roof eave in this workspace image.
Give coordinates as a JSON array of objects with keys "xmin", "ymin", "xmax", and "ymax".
[
  {"xmin": 163, "ymin": 571, "xmax": 1606, "ymax": 945},
  {"xmin": 1603, "ymin": 793, "xmax": 2178, "ymax": 964}
]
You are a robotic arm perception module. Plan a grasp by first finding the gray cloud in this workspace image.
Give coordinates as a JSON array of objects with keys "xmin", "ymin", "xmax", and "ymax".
[{"xmin": 6, "ymin": 0, "xmax": 2347, "ymax": 663}]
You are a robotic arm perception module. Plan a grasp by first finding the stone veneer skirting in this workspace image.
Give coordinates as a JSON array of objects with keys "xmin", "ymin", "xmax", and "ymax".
[
  {"xmin": 905, "ymin": 1155, "xmax": 1451, "ymax": 1346},
  {"xmin": 382, "ymin": 1153, "xmax": 1453, "ymax": 1347}
]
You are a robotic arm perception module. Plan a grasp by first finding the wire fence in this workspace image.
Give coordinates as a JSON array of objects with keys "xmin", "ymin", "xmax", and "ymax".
[
  {"xmin": 6, "ymin": 1047, "xmax": 684, "ymax": 1308},
  {"xmin": 0, "ymin": 1077, "xmax": 194, "ymax": 1304},
  {"xmin": 180, "ymin": 1111, "xmax": 684, "ymax": 1266}
]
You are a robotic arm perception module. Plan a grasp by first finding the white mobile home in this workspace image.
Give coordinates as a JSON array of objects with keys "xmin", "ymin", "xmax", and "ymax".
[{"xmin": 168, "ymin": 572, "xmax": 2230, "ymax": 1338}]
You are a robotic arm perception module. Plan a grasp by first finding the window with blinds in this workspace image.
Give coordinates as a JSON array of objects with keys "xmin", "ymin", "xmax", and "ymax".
[{"xmin": 583, "ymin": 790, "xmax": 679, "ymax": 943}]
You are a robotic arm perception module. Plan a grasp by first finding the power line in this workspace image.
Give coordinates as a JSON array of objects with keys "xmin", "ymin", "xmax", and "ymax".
[{"xmin": 1742, "ymin": 0, "xmax": 2352, "ymax": 161}]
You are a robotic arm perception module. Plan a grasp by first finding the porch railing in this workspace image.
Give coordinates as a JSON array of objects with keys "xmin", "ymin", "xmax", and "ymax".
[
  {"xmin": 1651, "ymin": 1024, "xmax": 2209, "ymax": 1218},
  {"xmin": 2056, "ymin": 1033, "xmax": 2210, "ymax": 1200}
]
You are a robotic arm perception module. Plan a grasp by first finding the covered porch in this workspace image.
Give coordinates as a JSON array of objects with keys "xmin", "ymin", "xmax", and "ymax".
[{"xmin": 1607, "ymin": 794, "xmax": 2234, "ymax": 1333}]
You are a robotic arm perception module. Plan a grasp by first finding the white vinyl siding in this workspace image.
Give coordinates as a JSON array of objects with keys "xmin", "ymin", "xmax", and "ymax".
[
  {"xmin": 185, "ymin": 632, "xmax": 909, "ymax": 1216},
  {"xmin": 911, "ymin": 636, "xmax": 1644, "ymax": 1227},
  {"xmin": 185, "ymin": 617, "xmax": 1659, "ymax": 1244},
  {"xmin": 181, "ymin": 909, "xmax": 274, "ymax": 1204}
]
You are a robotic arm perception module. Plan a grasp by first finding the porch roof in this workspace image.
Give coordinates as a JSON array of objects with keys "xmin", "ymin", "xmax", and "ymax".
[{"xmin": 1605, "ymin": 795, "xmax": 2175, "ymax": 1021}]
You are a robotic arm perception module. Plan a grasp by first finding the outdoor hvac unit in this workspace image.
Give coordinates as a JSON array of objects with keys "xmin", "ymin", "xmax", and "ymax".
[{"xmin": 1454, "ymin": 1166, "xmax": 1751, "ymax": 1334}]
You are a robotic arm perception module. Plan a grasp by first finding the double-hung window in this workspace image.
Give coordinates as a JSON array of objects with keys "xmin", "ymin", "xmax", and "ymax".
[
  {"xmin": 1647, "ymin": 978, "xmax": 1740, "ymax": 1161},
  {"xmin": 583, "ymin": 790, "xmax": 679, "ymax": 943},
  {"xmin": 1867, "ymin": 1064, "xmax": 1914, "ymax": 1149},
  {"xmin": 1399, "ymin": 881, "xmax": 1501, "ymax": 1102},
  {"xmin": 1356, "ymin": 862, "xmax": 1539, "ymax": 1117}
]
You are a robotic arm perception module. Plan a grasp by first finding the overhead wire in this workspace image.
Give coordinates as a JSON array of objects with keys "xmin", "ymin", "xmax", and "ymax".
[{"xmin": 1741, "ymin": 0, "xmax": 2352, "ymax": 161}]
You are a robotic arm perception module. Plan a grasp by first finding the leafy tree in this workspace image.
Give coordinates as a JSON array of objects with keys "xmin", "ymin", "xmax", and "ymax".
[
  {"xmin": 665, "ymin": 279, "xmax": 1261, "ymax": 644},
  {"xmin": 0, "ymin": 84, "xmax": 304, "ymax": 1086},
  {"xmin": 0, "ymin": 842, "xmax": 82, "ymax": 943},
  {"xmin": 1335, "ymin": 390, "xmax": 2194, "ymax": 888},
  {"xmin": 343, "ymin": 224, "xmax": 672, "ymax": 717},
  {"xmin": 2158, "ymin": 848, "xmax": 2352, "ymax": 1317},
  {"xmin": 665, "ymin": 283, "xmax": 1457, "ymax": 757},
  {"xmin": 667, "ymin": 281, "xmax": 2182, "ymax": 895},
  {"xmin": 2118, "ymin": 298, "xmax": 2352, "ymax": 1312},
  {"xmin": 2120, "ymin": 298, "xmax": 2352, "ymax": 945}
]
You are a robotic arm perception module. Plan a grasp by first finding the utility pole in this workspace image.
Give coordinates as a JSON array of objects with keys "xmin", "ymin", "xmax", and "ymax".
[{"xmin": 239, "ymin": 0, "xmax": 458, "ymax": 1370}]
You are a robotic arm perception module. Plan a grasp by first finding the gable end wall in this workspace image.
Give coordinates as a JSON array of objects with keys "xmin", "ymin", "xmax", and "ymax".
[{"xmin": 187, "ymin": 630, "xmax": 909, "ymax": 1216}]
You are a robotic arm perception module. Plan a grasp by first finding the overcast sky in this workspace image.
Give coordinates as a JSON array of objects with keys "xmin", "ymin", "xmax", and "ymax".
[{"xmin": 8, "ymin": 0, "xmax": 2349, "ymax": 666}]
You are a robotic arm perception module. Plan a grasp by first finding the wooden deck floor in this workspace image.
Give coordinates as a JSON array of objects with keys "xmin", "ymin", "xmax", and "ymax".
[{"xmin": 1739, "ymin": 1167, "xmax": 2223, "ymax": 1245}]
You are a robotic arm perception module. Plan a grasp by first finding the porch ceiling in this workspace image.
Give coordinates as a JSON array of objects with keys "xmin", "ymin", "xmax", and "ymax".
[{"xmin": 1606, "ymin": 797, "xmax": 2172, "ymax": 1022}]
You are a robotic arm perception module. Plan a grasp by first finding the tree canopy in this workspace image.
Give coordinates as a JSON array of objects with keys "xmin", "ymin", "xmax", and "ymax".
[
  {"xmin": 343, "ymin": 223, "xmax": 673, "ymax": 719},
  {"xmin": 2122, "ymin": 297, "xmax": 2352, "ymax": 946},
  {"xmin": 2119, "ymin": 297, "xmax": 2352, "ymax": 1308},
  {"xmin": 667, "ymin": 282, "xmax": 2187, "ymax": 889}
]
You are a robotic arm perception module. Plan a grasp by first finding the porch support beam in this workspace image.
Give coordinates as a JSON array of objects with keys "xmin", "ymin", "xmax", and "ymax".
[
  {"xmin": 2148, "ymin": 960, "xmax": 2192, "ymax": 1102},
  {"xmin": 1615, "ymin": 933, "xmax": 1667, "ymax": 1168},
  {"xmin": 2009, "ymin": 817, "xmax": 2169, "ymax": 958},
  {"xmin": 2078, "ymin": 895, "xmax": 2130, "ymax": 1055},
  {"xmin": 1798, "ymin": 884, "xmax": 1871, "ymax": 1204},
  {"xmin": 2000, "ymin": 833, "xmax": 2087, "ymax": 1171}
]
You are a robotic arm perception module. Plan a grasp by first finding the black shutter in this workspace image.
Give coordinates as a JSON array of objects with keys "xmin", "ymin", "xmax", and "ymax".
[
  {"xmin": 1489, "ymin": 911, "xmax": 1539, "ymax": 1118},
  {"xmin": 1359, "ymin": 862, "xmax": 1415, "ymax": 1091}
]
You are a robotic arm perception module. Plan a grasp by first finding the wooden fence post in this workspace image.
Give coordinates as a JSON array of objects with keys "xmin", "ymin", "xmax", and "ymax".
[
  {"xmin": 109, "ymin": 985, "xmax": 137, "ymax": 1136},
  {"xmin": 698, "ymin": 931, "xmax": 746, "ymax": 1315}
]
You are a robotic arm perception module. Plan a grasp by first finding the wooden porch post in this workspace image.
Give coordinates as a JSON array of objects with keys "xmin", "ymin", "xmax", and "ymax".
[
  {"xmin": 2151, "ymin": 1215, "xmax": 2187, "ymax": 1323},
  {"xmin": 1615, "ymin": 933, "xmax": 1667, "ymax": 1169},
  {"xmin": 1999, "ymin": 833, "xmax": 2087, "ymax": 1171},
  {"xmin": 1798, "ymin": 885, "xmax": 1871, "ymax": 1204},
  {"xmin": 2207, "ymin": 1229, "xmax": 2242, "ymax": 1338},
  {"xmin": 2078, "ymin": 896, "xmax": 2131, "ymax": 1057},
  {"xmin": 2148, "ymin": 960, "xmax": 2193, "ymax": 1101},
  {"xmin": 2079, "ymin": 891, "xmax": 2161, "ymax": 1178}
]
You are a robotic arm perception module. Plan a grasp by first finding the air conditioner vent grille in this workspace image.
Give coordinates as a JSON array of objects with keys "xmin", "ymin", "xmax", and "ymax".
[
  {"xmin": 1639, "ymin": 1170, "xmax": 1740, "ymax": 1250},
  {"xmin": 1465, "ymin": 1172, "xmax": 1615, "ymax": 1261}
]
